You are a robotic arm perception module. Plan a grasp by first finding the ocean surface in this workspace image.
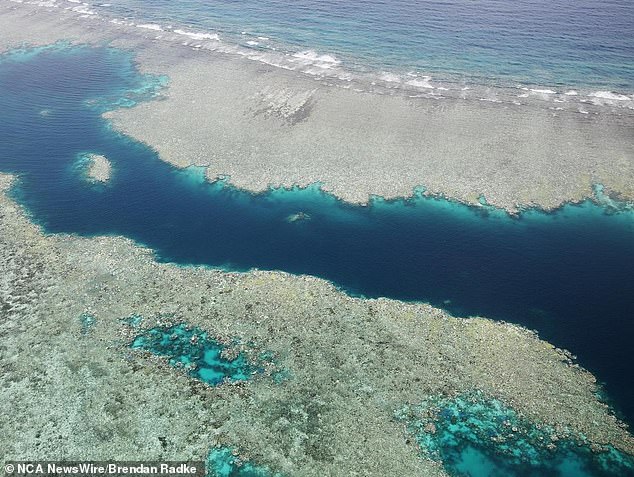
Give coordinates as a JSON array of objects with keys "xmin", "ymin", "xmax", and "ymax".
[
  {"xmin": 12, "ymin": 0, "xmax": 634, "ymax": 108},
  {"xmin": 101, "ymin": 0, "xmax": 634, "ymax": 91}
]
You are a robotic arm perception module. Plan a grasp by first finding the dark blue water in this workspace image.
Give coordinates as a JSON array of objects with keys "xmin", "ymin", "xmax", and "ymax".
[
  {"xmin": 1, "ymin": 45, "xmax": 633, "ymax": 439},
  {"xmin": 99, "ymin": 0, "xmax": 634, "ymax": 91}
]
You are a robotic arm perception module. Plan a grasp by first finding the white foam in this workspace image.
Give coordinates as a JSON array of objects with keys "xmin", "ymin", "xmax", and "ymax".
[
  {"xmin": 406, "ymin": 76, "xmax": 434, "ymax": 89},
  {"xmin": 564, "ymin": 90, "xmax": 578, "ymax": 96},
  {"xmin": 291, "ymin": 50, "xmax": 341, "ymax": 69},
  {"xmin": 137, "ymin": 23, "xmax": 163, "ymax": 31},
  {"xmin": 173, "ymin": 29, "xmax": 220, "ymax": 41},
  {"xmin": 110, "ymin": 18, "xmax": 133, "ymax": 26},
  {"xmin": 244, "ymin": 51, "xmax": 288, "ymax": 70},
  {"xmin": 379, "ymin": 72, "xmax": 401, "ymax": 83},
  {"xmin": 35, "ymin": 0, "xmax": 58, "ymax": 6},
  {"xmin": 246, "ymin": 40, "xmax": 259, "ymax": 46},
  {"xmin": 530, "ymin": 88, "xmax": 556, "ymax": 94},
  {"xmin": 338, "ymin": 72, "xmax": 353, "ymax": 81},
  {"xmin": 589, "ymin": 91, "xmax": 631, "ymax": 101},
  {"xmin": 70, "ymin": 3, "xmax": 96, "ymax": 15}
]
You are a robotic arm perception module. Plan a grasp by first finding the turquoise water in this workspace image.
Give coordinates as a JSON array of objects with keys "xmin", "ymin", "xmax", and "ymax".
[
  {"xmin": 130, "ymin": 323, "xmax": 263, "ymax": 385},
  {"xmin": 206, "ymin": 448, "xmax": 281, "ymax": 477},
  {"xmin": 396, "ymin": 392, "xmax": 634, "ymax": 477},
  {"xmin": 1, "ymin": 45, "xmax": 634, "ymax": 475},
  {"xmin": 93, "ymin": 0, "xmax": 634, "ymax": 92},
  {"xmin": 79, "ymin": 312, "xmax": 96, "ymax": 334}
]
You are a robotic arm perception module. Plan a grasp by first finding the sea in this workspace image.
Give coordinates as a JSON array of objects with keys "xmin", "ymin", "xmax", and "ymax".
[
  {"xmin": 1, "ymin": 1, "xmax": 633, "ymax": 476},
  {"xmin": 10, "ymin": 0, "xmax": 634, "ymax": 106}
]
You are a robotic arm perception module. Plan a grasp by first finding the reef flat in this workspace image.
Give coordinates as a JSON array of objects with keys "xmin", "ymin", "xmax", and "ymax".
[
  {"xmin": 82, "ymin": 153, "xmax": 112, "ymax": 183},
  {"xmin": 0, "ymin": 172, "xmax": 632, "ymax": 475},
  {"xmin": 104, "ymin": 60, "xmax": 634, "ymax": 213},
  {"xmin": 1, "ymin": 0, "xmax": 633, "ymax": 213}
]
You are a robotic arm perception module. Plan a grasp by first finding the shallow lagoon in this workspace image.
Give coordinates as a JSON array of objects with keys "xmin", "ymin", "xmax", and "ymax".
[
  {"xmin": 206, "ymin": 447, "xmax": 281, "ymax": 477},
  {"xmin": 130, "ymin": 323, "xmax": 259, "ymax": 386},
  {"xmin": 1, "ymin": 45, "xmax": 634, "ymax": 459},
  {"xmin": 397, "ymin": 392, "xmax": 634, "ymax": 477}
]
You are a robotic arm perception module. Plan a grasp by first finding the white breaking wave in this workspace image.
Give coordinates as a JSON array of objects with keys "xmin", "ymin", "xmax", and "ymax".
[
  {"xmin": 136, "ymin": 23, "xmax": 163, "ymax": 31},
  {"xmin": 173, "ymin": 29, "xmax": 220, "ymax": 41},
  {"xmin": 110, "ymin": 18, "xmax": 134, "ymax": 26},
  {"xmin": 589, "ymin": 91, "xmax": 631, "ymax": 101},
  {"xmin": 70, "ymin": 3, "xmax": 97, "ymax": 15},
  {"xmin": 530, "ymin": 88, "xmax": 556, "ymax": 94},
  {"xmin": 564, "ymin": 90, "xmax": 578, "ymax": 96},
  {"xmin": 379, "ymin": 72, "xmax": 401, "ymax": 83},
  {"xmin": 406, "ymin": 76, "xmax": 434, "ymax": 89},
  {"xmin": 291, "ymin": 50, "xmax": 341, "ymax": 69}
]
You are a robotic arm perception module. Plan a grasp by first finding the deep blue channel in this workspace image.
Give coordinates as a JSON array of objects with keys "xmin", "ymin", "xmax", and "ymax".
[{"xmin": 1, "ymin": 46, "xmax": 633, "ymax": 428}]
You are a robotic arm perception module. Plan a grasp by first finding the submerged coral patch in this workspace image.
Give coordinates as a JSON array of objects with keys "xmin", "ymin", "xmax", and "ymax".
[
  {"xmin": 395, "ymin": 392, "xmax": 634, "ymax": 477},
  {"xmin": 79, "ymin": 312, "xmax": 96, "ymax": 334},
  {"xmin": 121, "ymin": 314, "xmax": 143, "ymax": 328},
  {"xmin": 75, "ymin": 152, "xmax": 112, "ymax": 184},
  {"xmin": 130, "ymin": 323, "xmax": 264, "ymax": 385},
  {"xmin": 206, "ymin": 447, "xmax": 282, "ymax": 477}
]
